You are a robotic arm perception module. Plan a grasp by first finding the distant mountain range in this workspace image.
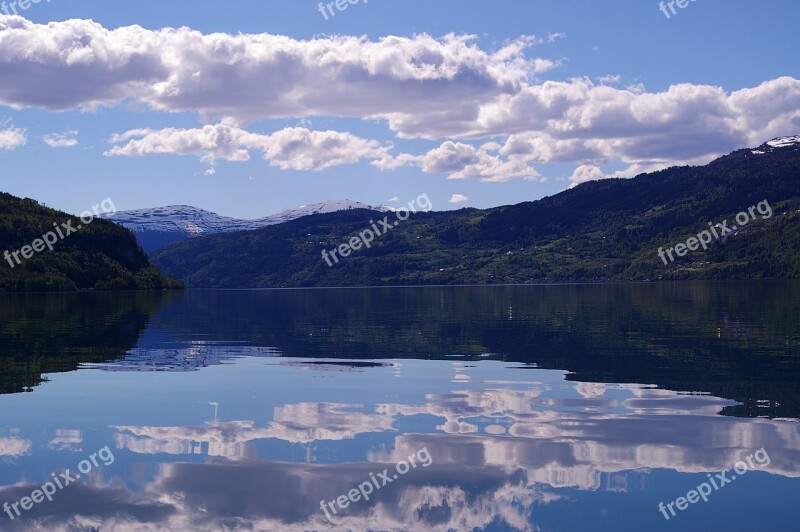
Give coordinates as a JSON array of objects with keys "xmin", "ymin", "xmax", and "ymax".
[
  {"xmin": 106, "ymin": 200, "xmax": 391, "ymax": 252},
  {"xmin": 151, "ymin": 135, "xmax": 800, "ymax": 287}
]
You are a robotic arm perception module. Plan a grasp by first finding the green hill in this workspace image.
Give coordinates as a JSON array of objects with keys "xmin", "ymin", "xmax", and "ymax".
[
  {"xmin": 152, "ymin": 139, "xmax": 800, "ymax": 288},
  {"xmin": 0, "ymin": 192, "xmax": 183, "ymax": 292}
]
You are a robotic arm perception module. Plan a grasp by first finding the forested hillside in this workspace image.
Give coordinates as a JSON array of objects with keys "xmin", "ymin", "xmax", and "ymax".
[
  {"xmin": 0, "ymin": 192, "xmax": 183, "ymax": 292},
  {"xmin": 152, "ymin": 140, "xmax": 800, "ymax": 288}
]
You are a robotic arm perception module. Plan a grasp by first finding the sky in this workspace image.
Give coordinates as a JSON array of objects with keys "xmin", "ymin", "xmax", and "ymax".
[{"xmin": 0, "ymin": 0, "xmax": 797, "ymax": 218}]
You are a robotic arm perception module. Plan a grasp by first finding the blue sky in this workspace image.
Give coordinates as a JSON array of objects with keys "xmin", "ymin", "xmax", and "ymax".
[{"xmin": 0, "ymin": 0, "xmax": 798, "ymax": 218}]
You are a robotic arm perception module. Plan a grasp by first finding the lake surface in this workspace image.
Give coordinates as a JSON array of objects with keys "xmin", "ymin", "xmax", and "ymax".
[{"xmin": 1, "ymin": 282, "xmax": 799, "ymax": 531}]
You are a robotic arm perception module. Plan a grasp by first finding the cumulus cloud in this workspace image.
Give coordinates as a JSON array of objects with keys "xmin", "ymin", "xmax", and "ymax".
[
  {"xmin": 531, "ymin": 58, "xmax": 560, "ymax": 73},
  {"xmin": 449, "ymin": 194, "xmax": 469, "ymax": 203},
  {"xmin": 0, "ymin": 16, "xmax": 539, "ymax": 118},
  {"xmin": 107, "ymin": 124, "xmax": 253, "ymax": 163},
  {"xmin": 0, "ymin": 125, "xmax": 26, "ymax": 150},
  {"xmin": 256, "ymin": 127, "xmax": 390, "ymax": 171},
  {"xmin": 489, "ymin": 77, "xmax": 800, "ymax": 170},
  {"xmin": 2, "ymin": 16, "xmax": 799, "ymax": 179},
  {"xmin": 376, "ymin": 141, "xmax": 539, "ymax": 182},
  {"xmin": 383, "ymin": 77, "xmax": 800, "ymax": 176},
  {"xmin": 43, "ymin": 130, "xmax": 79, "ymax": 148},
  {"xmin": 106, "ymin": 123, "xmax": 391, "ymax": 172},
  {"xmin": 568, "ymin": 164, "xmax": 607, "ymax": 189},
  {"xmin": 597, "ymin": 74, "xmax": 621, "ymax": 85}
]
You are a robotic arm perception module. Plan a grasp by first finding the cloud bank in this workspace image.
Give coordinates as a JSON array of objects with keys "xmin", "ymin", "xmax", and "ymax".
[{"xmin": 2, "ymin": 15, "xmax": 799, "ymax": 180}]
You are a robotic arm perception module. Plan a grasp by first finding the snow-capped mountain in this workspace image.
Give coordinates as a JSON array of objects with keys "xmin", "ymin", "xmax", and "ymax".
[
  {"xmin": 260, "ymin": 199, "xmax": 392, "ymax": 225},
  {"xmin": 751, "ymin": 134, "xmax": 800, "ymax": 155},
  {"xmin": 107, "ymin": 205, "xmax": 263, "ymax": 236},
  {"xmin": 104, "ymin": 200, "xmax": 390, "ymax": 252}
]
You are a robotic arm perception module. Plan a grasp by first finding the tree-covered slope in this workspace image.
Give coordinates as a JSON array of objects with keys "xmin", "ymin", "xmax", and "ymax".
[
  {"xmin": 0, "ymin": 192, "xmax": 183, "ymax": 292},
  {"xmin": 152, "ymin": 140, "xmax": 800, "ymax": 288}
]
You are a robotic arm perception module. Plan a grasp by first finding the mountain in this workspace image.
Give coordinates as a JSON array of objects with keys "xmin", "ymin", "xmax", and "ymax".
[
  {"xmin": 105, "ymin": 200, "xmax": 391, "ymax": 252},
  {"xmin": 152, "ymin": 135, "xmax": 800, "ymax": 288},
  {"xmin": 752, "ymin": 134, "xmax": 800, "ymax": 153},
  {"xmin": 0, "ymin": 192, "xmax": 183, "ymax": 292}
]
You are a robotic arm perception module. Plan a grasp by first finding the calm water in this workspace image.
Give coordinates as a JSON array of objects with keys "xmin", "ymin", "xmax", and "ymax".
[{"xmin": 0, "ymin": 283, "xmax": 799, "ymax": 531}]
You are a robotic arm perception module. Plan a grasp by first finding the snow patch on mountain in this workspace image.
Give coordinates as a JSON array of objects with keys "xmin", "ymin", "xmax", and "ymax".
[
  {"xmin": 106, "ymin": 200, "xmax": 390, "ymax": 236},
  {"xmin": 766, "ymin": 134, "xmax": 800, "ymax": 148},
  {"xmin": 750, "ymin": 134, "xmax": 800, "ymax": 155}
]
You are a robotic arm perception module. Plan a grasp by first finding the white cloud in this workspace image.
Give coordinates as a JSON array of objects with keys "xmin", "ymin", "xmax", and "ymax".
[
  {"xmin": 254, "ymin": 127, "xmax": 390, "ymax": 171},
  {"xmin": 107, "ymin": 123, "xmax": 252, "ymax": 163},
  {"xmin": 387, "ymin": 77, "xmax": 800, "ymax": 173},
  {"xmin": 0, "ymin": 17, "xmax": 541, "ymax": 120},
  {"xmin": 597, "ymin": 74, "xmax": 621, "ymax": 85},
  {"xmin": 2, "ymin": 16, "xmax": 799, "ymax": 178},
  {"xmin": 449, "ymin": 194, "xmax": 469, "ymax": 203},
  {"xmin": 376, "ymin": 141, "xmax": 539, "ymax": 182},
  {"xmin": 568, "ymin": 164, "xmax": 607, "ymax": 189},
  {"xmin": 0, "ymin": 125, "xmax": 26, "ymax": 150},
  {"xmin": 106, "ymin": 123, "xmax": 391, "ymax": 172},
  {"xmin": 531, "ymin": 58, "xmax": 560, "ymax": 73},
  {"xmin": 43, "ymin": 130, "xmax": 78, "ymax": 148}
]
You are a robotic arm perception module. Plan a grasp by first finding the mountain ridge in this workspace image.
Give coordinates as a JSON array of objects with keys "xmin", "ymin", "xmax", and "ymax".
[
  {"xmin": 105, "ymin": 199, "xmax": 392, "ymax": 252},
  {"xmin": 151, "ymin": 134, "xmax": 800, "ymax": 288},
  {"xmin": 0, "ymin": 192, "xmax": 183, "ymax": 292}
]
